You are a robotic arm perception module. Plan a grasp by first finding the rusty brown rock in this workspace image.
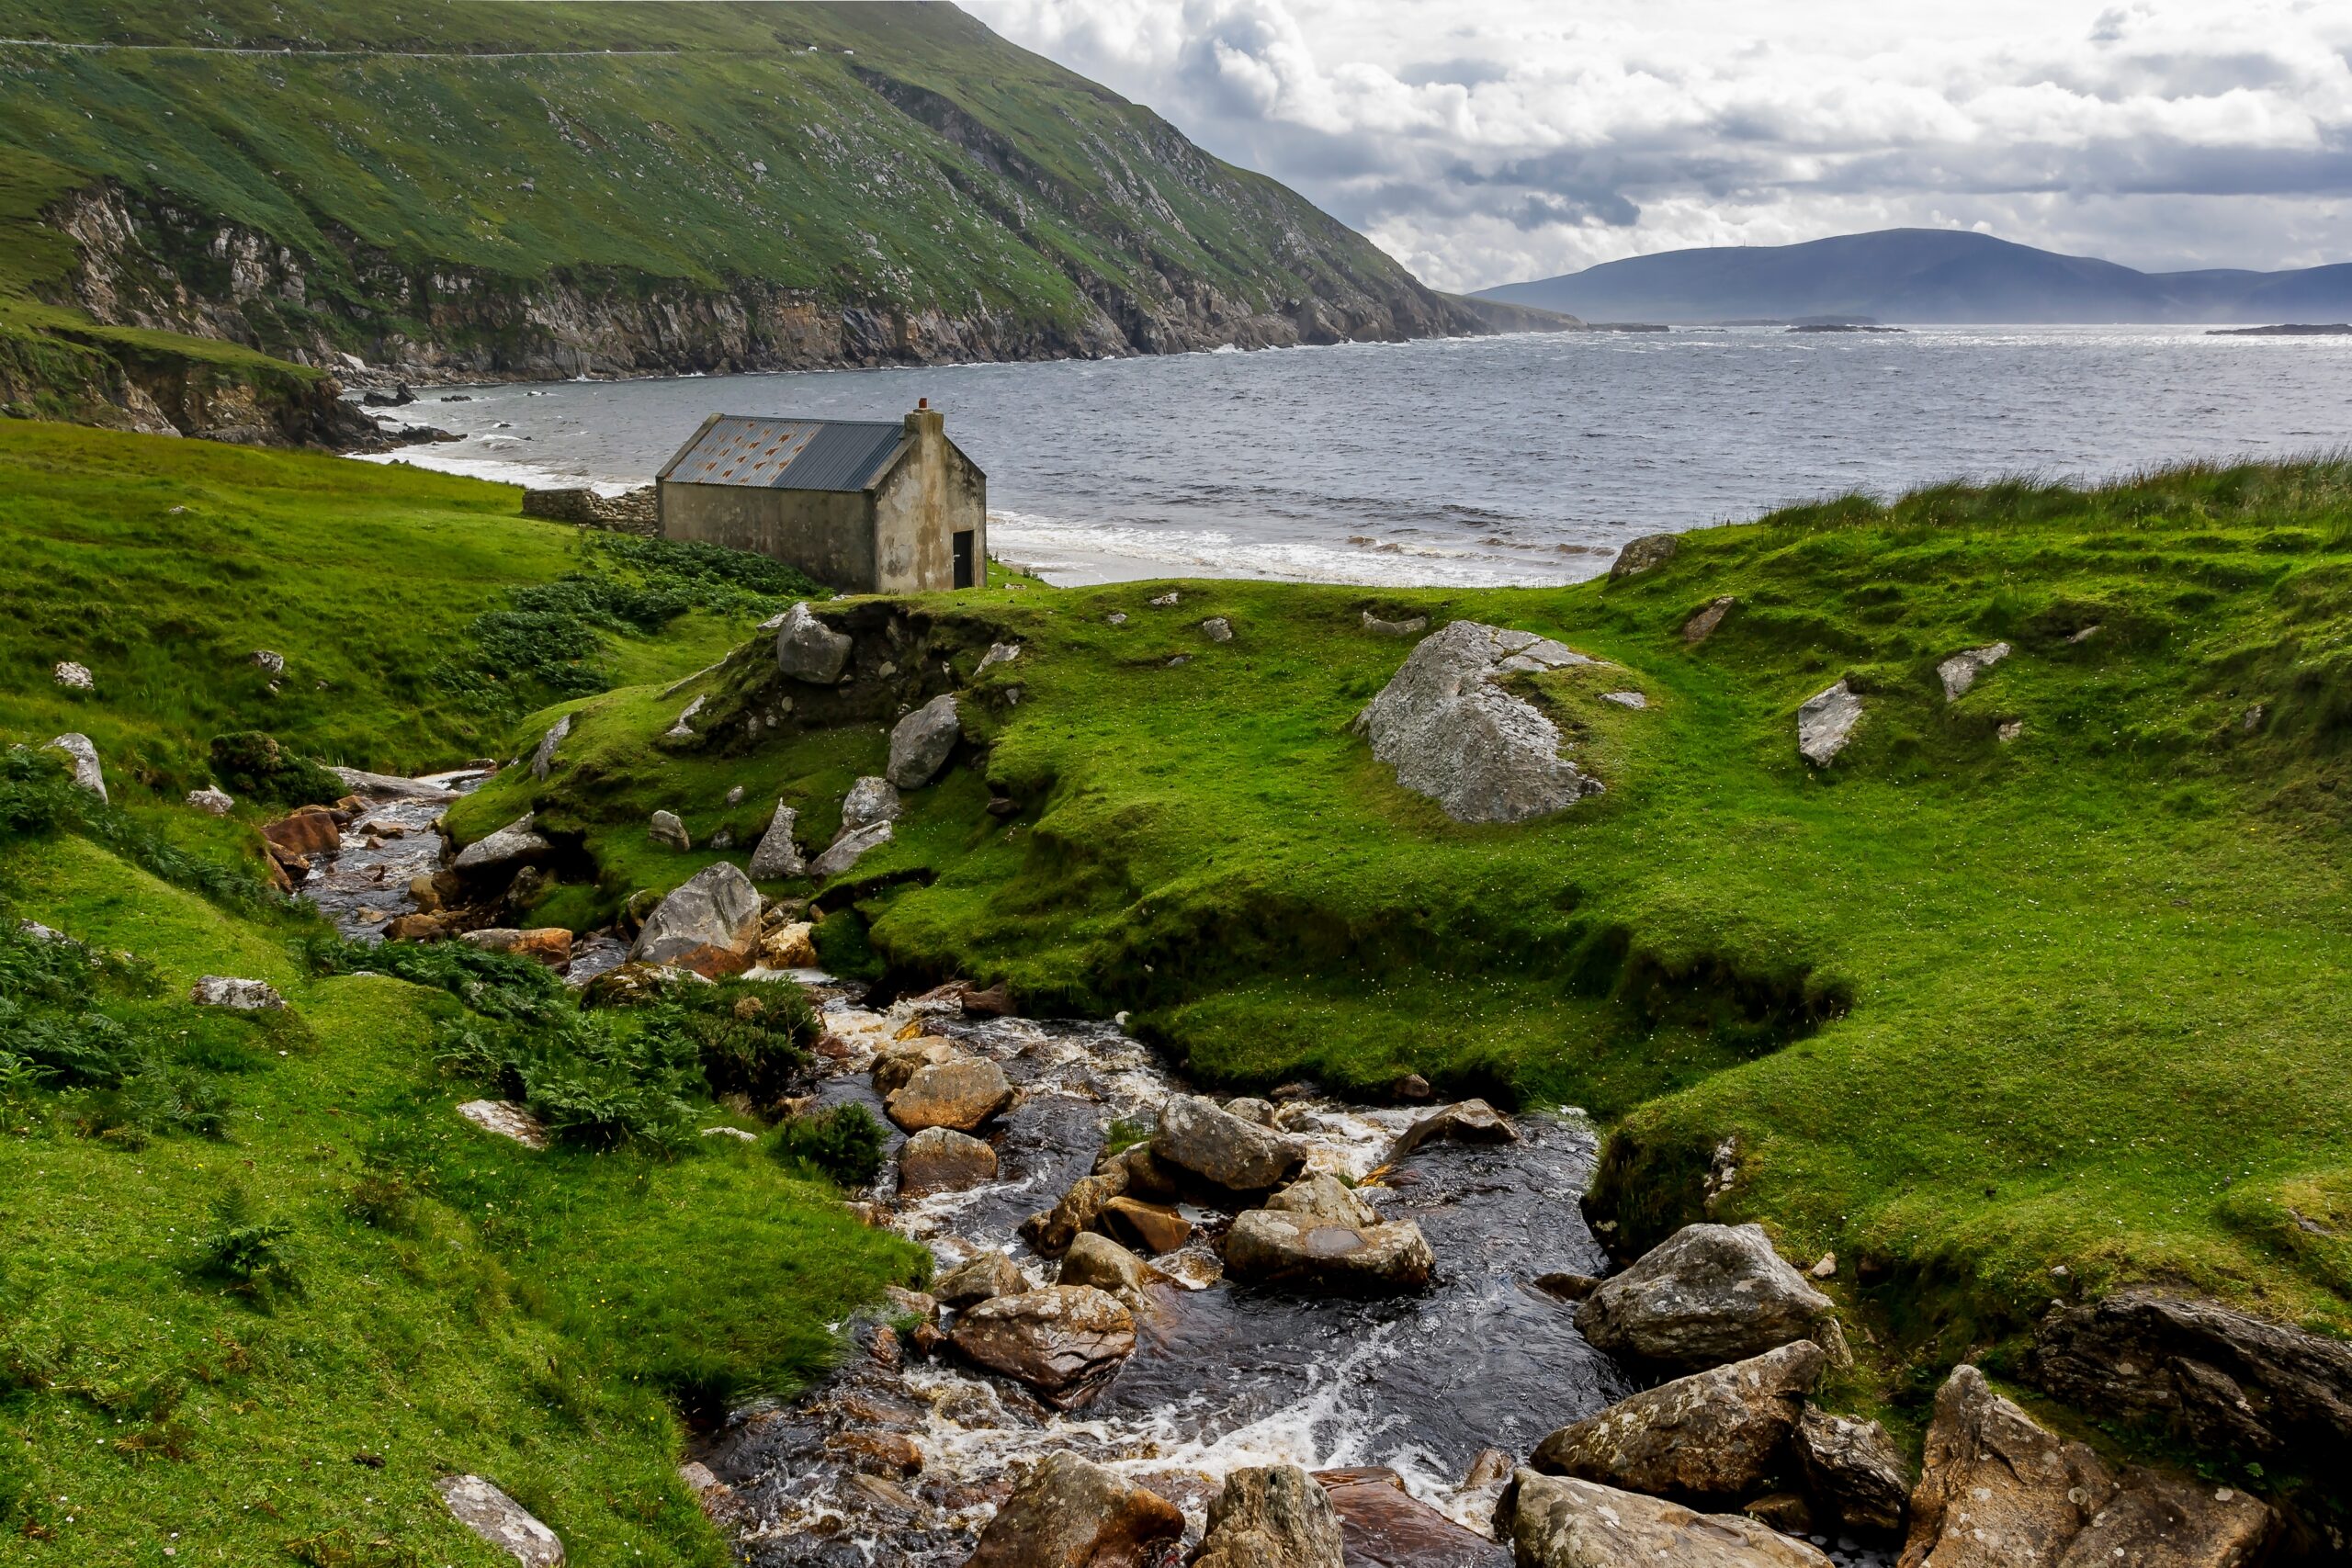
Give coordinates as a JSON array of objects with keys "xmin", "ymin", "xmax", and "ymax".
[
  {"xmin": 898, "ymin": 1126, "xmax": 1000, "ymax": 1197},
  {"xmin": 458, "ymin": 927, "xmax": 573, "ymax": 971},
  {"xmin": 263, "ymin": 807, "xmax": 341, "ymax": 861},
  {"xmin": 886, "ymin": 1055, "xmax": 1013, "ymax": 1134},
  {"xmin": 1102, "ymin": 1196, "xmax": 1192, "ymax": 1255},
  {"xmin": 1313, "ymin": 1466, "xmax": 1508, "ymax": 1568},
  {"xmin": 948, "ymin": 1286, "xmax": 1135, "ymax": 1410},
  {"xmin": 1022, "ymin": 1171, "xmax": 1128, "ymax": 1258},
  {"xmin": 874, "ymin": 1035, "xmax": 962, "ymax": 1096},
  {"xmin": 963, "ymin": 1450, "xmax": 1183, "ymax": 1568}
]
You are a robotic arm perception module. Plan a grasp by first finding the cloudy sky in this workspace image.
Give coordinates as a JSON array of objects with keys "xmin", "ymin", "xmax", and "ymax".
[{"xmin": 967, "ymin": 0, "xmax": 2352, "ymax": 291}]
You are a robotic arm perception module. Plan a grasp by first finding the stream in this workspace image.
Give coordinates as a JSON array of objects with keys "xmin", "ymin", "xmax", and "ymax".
[{"xmin": 299, "ymin": 774, "xmax": 1894, "ymax": 1568}]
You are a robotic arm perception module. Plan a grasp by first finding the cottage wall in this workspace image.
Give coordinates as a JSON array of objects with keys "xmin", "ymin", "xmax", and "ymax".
[
  {"xmin": 873, "ymin": 409, "xmax": 987, "ymax": 592},
  {"xmin": 656, "ymin": 481, "xmax": 877, "ymax": 589}
]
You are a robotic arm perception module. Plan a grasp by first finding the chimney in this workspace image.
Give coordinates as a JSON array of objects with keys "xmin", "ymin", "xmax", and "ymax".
[{"xmin": 906, "ymin": 398, "xmax": 944, "ymax": 441}]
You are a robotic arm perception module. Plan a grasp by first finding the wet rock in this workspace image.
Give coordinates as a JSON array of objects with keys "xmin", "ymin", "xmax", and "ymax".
[
  {"xmin": 1683, "ymin": 596, "xmax": 1736, "ymax": 645},
  {"xmin": 1901, "ymin": 1364, "xmax": 2274, "ymax": 1568},
  {"xmin": 384, "ymin": 912, "xmax": 453, "ymax": 942},
  {"xmin": 961, "ymin": 981, "xmax": 1016, "ymax": 1018},
  {"xmin": 748, "ymin": 802, "xmax": 806, "ymax": 879},
  {"xmin": 435, "ymin": 1473, "xmax": 564, "ymax": 1566},
  {"xmin": 1741, "ymin": 1495, "xmax": 1813, "ymax": 1536},
  {"xmin": 1195, "ymin": 1464, "xmax": 1347, "ymax": 1568},
  {"xmin": 1797, "ymin": 682, "xmax": 1863, "ymax": 767},
  {"xmin": 1314, "ymin": 1466, "xmax": 1509, "ymax": 1568},
  {"xmin": 1150, "ymin": 1092, "xmax": 1305, "ymax": 1193},
  {"xmin": 529, "ymin": 714, "xmax": 571, "ymax": 781},
  {"xmin": 842, "ymin": 775, "xmax": 903, "ymax": 830},
  {"xmin": 1102, "ymin": 1196, "xmax": 1191, "ymax": 1254},
  {"xmin": 264, "ymin": 807, "xmax": 342, "ymax": 861},
  {"xmin": 191, "ymin": 976, "xmax": 285, "ymax": 1010},
  {"xmin": 948, "ymin": 1285, "xmax": 1136, "ymax": 1409},
  {"xmin": 1534, "ymin": 1272, "xmax": 1602, "ymax": 1303},
  {"xmin": 1791, "ymin": 1407, "xmax": 1908, "ymax": 1539},
  {"xmin": 1610, "ymin": 534, "xmax": 1679, "ymax": 580},
  {"xmin": 898, "ymin": 1126, "xmax": 999, "ymax": 1196},
  {"xmin": 810, "ymin": 820, "xmax": 893, "ymax": 878},
  {"xmin": 1059, "ymin": 1232, "xmax": 1166, "ymax": 1305},
  {"xmin": 2030, "ymin": 1290, "xmax": 2352, "ymax": 1458},
  {"xmin": 1266, "ymin": 1171, "xmax": 1378, "ymax": 1226},
  {"xmin": 1097, "ymin": 1142, "xmax": 1182, "ymax": 1201},
  {"xmin": 331, "ymin": 766, "xmax": 458, "ymax": 802},
  {"xmin": 1498, "ymin": 1470, "xmax": 1830, "ymax": 1568},
  {"xmin": 628, "ymin": 862, "xmax": 762, "ymax": 976},
  {"xmin": 775, "ymin": 602, "xmax": 853, "ymax": 683},
  {"xmin": 45, "ymin": 733, "xmax": 107, "ymax": 801},
  {"xmin": 1531, "ymin": 1340, "xmax": 1826, "ymax": 1506},
  {"xmin": 454, "ymin": 813, "xmax": 551, "ymax": 873},
  {"xmin": 1389, "ymin": 1099, "xmax": 1518, "ymax": 1161},
  {"xmin": 459, "ymin": 928, "xmax": 573, "ymax": 971},
  {"xmin": 1223, "ymin": 1096, "xmax": 1279, "ymax": 1125},
  {"xmin": 934, "ymin": 1250, "xmax": 1028, "ymax": 1307},
  {"xmin": 1577, "ymin": 1223, "xmax": 1837, "ymax": 1371},
  {"xmin": 1202, "ymin": 615, "xmax": 1235, "ymax": 643},
  {"xmin": 186, "ymin": 786, "xmax": 235, "ymax": 816},
  {"xmin": 1023, "ymin": 1171, "xmax": 1127, "ymax": 1258},
  {"xmin": 1363, "ymin": 611, "xmax": 1430, "ymax": 637},
  {"xmin": 756, "ymin": 919, "xmax": 818, "ymax": 968},
  {"xmin": 888, "ymin": 694, "xmax": 962, "ymax": 789},
  {"xmin": 875, "ymin": 1035, "xmax": 964, "ymax": 1095},
  {"xmin": 648, "ymin": 809, "xmax": 691, "ymax": 851},
  {"xmin": 963, "ymin": 1450, "xmax": 1184, "ymax": 1568},
  {"xmin": 1938, "ymin": 641, "xmax": 2011, "ymax": 702},
  {"xmin": 53, "ymin": 660, "xmax": 94, "ymax": 690},
  {"xmin": 886, "ymin": 1055, "xmax": 1014, "ymax": 1134},
  {"xmin": 458, "ymin": 1100, "xmax": 549, "ymax": 1150},
  {"xmin": 1224, "ymin": 1206, "xmax": 1434, "ymax": 1292},
  {"xmin": 1352, "ymin": 621, "xmax": 1604, "ymax": 824},
  {"xmin": 1393, "ymin": 1072, "xmax": 1434, "ymax": 1101}
]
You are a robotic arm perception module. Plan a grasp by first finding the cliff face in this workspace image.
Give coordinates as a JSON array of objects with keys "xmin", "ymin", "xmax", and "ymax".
[{"xmin": 3, "ymin": 3, "xmax": 1476, "ymax": 388}]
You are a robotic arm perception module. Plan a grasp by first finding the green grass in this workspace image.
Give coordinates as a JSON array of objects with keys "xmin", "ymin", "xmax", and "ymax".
[{"xmin": 496, "ymin": 459, "xmax": 2352, "ymax": 1493}]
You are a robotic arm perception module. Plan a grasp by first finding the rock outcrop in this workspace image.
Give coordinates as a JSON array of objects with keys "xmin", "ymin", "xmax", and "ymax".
[
  {"xmin": 628, "ymin": 862, "xmax": 763, "ymax": 976},
  {"xmin": 45, "ymin": 733, "xmax": 107, "ymax": 801},
  {"xmin": 1899, "ymin": 1365, "xmax": 2273, "ymax": 1568},
  {"xmin": 435, "ymin": 1474, "xmax": 564, "ymax": 1567},
  {"xmin": 1532, "ymin": 1340, "xmax": 1824, "ymax": 1506},
  {"xmin": 948, "ymin": 1285, "xmax": 1136, "ymax": 1409},
  {"xmin": 528, "ymin": 714, "xmax": 571, "ymax": 781},
  {"xmin": 963, "ymin": 1450, "xmax": 1184, "ymax": 1568},
  {"xmin": 1610, "ymin": 535, "xmax": 1680, "ymax": 580},
  {"xmin": 1150, "ymin": 1093, "xmax": 1305, "ymax": 1193},
  {"xmin": 1353, "ymin": 621, "xmax": 1604, "ymax": 823},
  {"xmin": 1498, "ymin": 1470, "xmax": 1831, "ymax": 1568},
  {"xmin": 1193, "ymin": 1464, "xmax": 1347, "ymax": 1568},
  {"xmin": 1683, "ymin": 596, "xmax": 1736, "ymax": 644},
  {"xmin": 1576, "ymin": 1224, "xmax": 1836, "ymax": 1371},
  {"xmin": 458, "ymin": 927, "xmax": 573, "ymax": 971},
  {"xmin": 887, "ymin": 694, "xmax": 961, "ymax": 788},
  {"xmin": 748, "ymin": 801, "xmax": 806, "ymax": 879},
  {"xmin": 1790, "ymin": 1407, "xmax": 1908, "ymax": 1538},
  {"xmin": 1058, "ymin": 1232, "xmax": 1166, "ymax": 1307},
  {"xmin": 1796, "ymin": 682, "xmax": 1862, "ymax": 767}
]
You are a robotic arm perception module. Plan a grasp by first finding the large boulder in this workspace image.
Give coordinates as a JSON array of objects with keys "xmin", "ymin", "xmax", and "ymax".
[
  {"xmin": 841, "ymin": 775, "xmax": 903, "ymax": 830},
  {"xmin": 1058, "ymin": 1232, "xmax": 1166, "ymax": 1306},
  {"xmin": 1313, "ymin": 1467, "xmax": 1509, "ymax": 1568},
  {"xmin": 963, "ymin": 1450, "xmax": 1184, "ymax": 1568},
  {"xmin": 886, "ymin": 1055, "xmax": 1014, "ymax": 1134},
  {"xmin": 1498, "ymin": 1470, "xmax": 1830, "ymax": 1568},
  {"xmin": 1150, "ymin": 1093, "xmax": 1304, "ymax": 1193},
  {"xmin": 1899, "ymin": 1365, "xmax": 2273, "ymax": 1568},
  {"xmin": 1531, "ymin": 1340, "xmax": 1825, "ymax": 1506},
  {"xmin": 45, "ymin": 733, "xmax": 107, "ymax": 801},
  {"xmin": 747, "ymin": 801, "xmax": 806, "ymax": 879},
  {"xmin": 1193, "ymin": 1464, "xmax": 1347, "ymax": 1568},
  {"xmin": 435, "ymin": 1474, "xmax": 564, "ymax": 1567},
  {"xmin": 775, "ymin": 602, "xmax": 853, "ymax": 683},
  {"xmin": 898, "ymin": 1126, "xmax": 999, "ymax": 1197},
  {"xmin": 2030, "ymin": 1290, "xmax": 2352, "ymax": 1459},
  {"xmin": 263, "ymin": 807, "xmax": 342, "ymax": 860},
  {"xmin": 948, "ymin": 1285, "xmax": 1136, "ymax": 1409},
  {"xmin": 1791, "ymin": 1407, "xmax": 1908, "ymax": 1539},
  {"xmin": 1796, "ymin": 682, "xmax": 1862, "ymax": 767},
  {"xmin": 1610, "ymin": 534, "xmax": 1679, "ymax": 580},
  {"xmin": 1388, "ymin": 1099, "xmax": 1518, "ymax": 1161},
  {"xmin": 628, "ymin": 862, "xmax": 763, "ymax": 976},
  {"xmin": 1265, "ymin": 1171, "xmax": 1376, "ymax": 1225},
  {"xmin": 1576, "ymin": 1223, "xmax": 1836, "ymax": 1371},
  {"xmin": 1351, "ymin": 621, "xmax": 1604, "ymax": 824},
  {"xmin": 1224, "ymin": 1207, "xmax": 1434, "ymax": 1292},
  {"xmin": 454, "ymin": 813, "xmax": 551, "ymax": 873},
  {"xmin": 888, "ymin": 694, "xmax": 961, "ymax": 789}
]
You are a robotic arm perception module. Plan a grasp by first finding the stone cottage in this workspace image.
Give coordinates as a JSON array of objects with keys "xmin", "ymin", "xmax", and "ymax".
[{"xmin": 655, "ymin": 400, "xmax": 985, "ymax": 592}]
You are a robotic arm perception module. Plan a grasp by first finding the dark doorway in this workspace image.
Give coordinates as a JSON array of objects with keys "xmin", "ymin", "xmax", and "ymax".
[{"xmin": 953, "ymin": 530, "xmax": 975, "ymax": 589}]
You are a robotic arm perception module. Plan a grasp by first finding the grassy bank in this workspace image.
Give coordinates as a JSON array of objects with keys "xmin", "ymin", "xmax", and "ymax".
[
  {"xmin": 0, "ymin": 426, "xmax": 920, "ymax": 1562},
  {"xmin": 478, "ymin": 460, "xmax": 2352, "ymax": 1485}
]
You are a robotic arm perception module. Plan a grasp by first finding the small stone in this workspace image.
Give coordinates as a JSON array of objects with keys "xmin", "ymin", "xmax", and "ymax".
[
  {"xmin": 1810, "ymin": 1252, "xmax": 1837, "ymax": 1279},
  {"xmin": 1535, "ymin": 1272, "xmax": 1603, "ymax": 1302},
  {"xmin": 1938, "ymin": 641, "xmax": 2012, "ymax": 702},
  {"xmin": 1577, "ymin": 1222, "xmax": 1837, "ymax": 1371},
  {"xmin": 898, "ymin": 1126, "xmax": 1000, "ymax": 1196},
  {"xmin": 756, "ymin": 919, "xmax": 818, "ymax": 968},
  {"xmin": 1797, "ymin": 681, "xmax": 1863, "ymax": 767},
  {"xmin": 810, "ymin": 820, "xmax": 892, "ymax": 878},
  {"xmin": 458, "ymin": 1100, "xmax": 549, "ymax": 1151},
  {"xmin": 1149, "ymin": 591, "xmax": 1180, "ymax": 607},
  {"xmin": 842, "ymin": 775, "xmax": 902, "ymax": 831},
  {"xmin": 186, "ymin": 787, "xmax": 234, "ymax": 816},
  {"xmin": 965, "ymin": 1450, "xmax": 1183, "ymax": 1568},
  {"xmin": 1151, "ymin": 1093, "xmax": 1305, "ymax": 1192},
  {"xmin": 529, "ymin": 714, "xmax": 571, "ymax": 781},
  {"xmin": 190, "ymin": 976, "xmax": 285, "ymax": 1010},
  {"xmin": 2067, "ymin": 623, "xmax": 2102, "ymax": 644},
  {"xmin": 723, "ymin": 784, "xmax": 744, "ymax": 806},
  {"xmin": 934, "ymin": 1250, "xmax": 1028, "ymax": 1307},
  {"xmin": 976, "ymin": 642, "xmax": 1021, "ymax": 674},
  {"xmin": 1389, "ymin": 1098, "xmax": 1516, "ymax": 1160},
  {"xmin": 453, "ymin": 814, "xmax": 549, "ymax": 873},
  {"xmin": 1998, "ymin": 720, "xmax": 2025, "ymax": 743},
  {"xmin": 1601, "ymin": 690, "xmax": 1648, "ymax": 708},
  {"xmin": 1201, "ymin": 615, "xmax": 1234, "ymax": 643},
  {"xmin": 1362, "ymin": 611, "xmax": 1429, "ymax": 637},
  {"xmin": 52, "ymin": 660, "xmax": 93, "ymax": 690},
  {"xmin": 458, "ymin": 927, "xmax": 573, "ymax": 972},
  {"xmin": 435, "ymin": 1473, "xmax": 564, "ymax": 1566},
  {"xmin": 648, "ymin": 809, "xmax": 691, "ymax": 851},
  {"xmin": 1106, "ymin": 612, "xmax": 1128, "ymax": 626},
  {"xmin": 251, "ymin": 649, "xmax": 286, "ymax": 678},
  {"xmin": 1532, "ymin": 1340, "xmax": 1826, "ymax": 1506},
  {"xmin": 701, "ymin": 1126, "xmax": 757, "ymax": 1142},
  {"xmin": 1102, "ymin": 1195, "xmax": 1192, "ymax": 1254},
  {"xmin": 1682, "ymin": 595, "xmax": 1736, "ymax": 644}
]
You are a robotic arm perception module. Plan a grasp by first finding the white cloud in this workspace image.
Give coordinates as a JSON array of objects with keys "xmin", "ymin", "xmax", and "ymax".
[{"xmin": 969, "ymin": 0, "xmax": 2352, "ymax": 288}]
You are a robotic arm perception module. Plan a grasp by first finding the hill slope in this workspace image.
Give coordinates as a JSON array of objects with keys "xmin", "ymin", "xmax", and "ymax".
[
  {"xmin": 1479, "ymin": 228, "xmax": 2352, "ymax": 324},
  {"xmin": 0, "ymin": 0, "xmax": 1472, "ymax": 394}
]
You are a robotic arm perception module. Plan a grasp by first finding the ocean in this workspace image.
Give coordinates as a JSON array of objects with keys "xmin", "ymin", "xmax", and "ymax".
[{"xmin": 356, "ymin": 324, "xmax": 2352, "ymax": 586}]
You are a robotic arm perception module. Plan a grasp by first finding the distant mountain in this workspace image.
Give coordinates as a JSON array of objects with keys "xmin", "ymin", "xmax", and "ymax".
[{"xmin": 1477, "ymin": 229, "xmax": 2352, "ymax": 325}]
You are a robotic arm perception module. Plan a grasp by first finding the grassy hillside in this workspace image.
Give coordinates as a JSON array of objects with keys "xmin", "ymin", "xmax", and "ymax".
[
  {"xmin": 0, "ymin": 427, "xmax": 923, "ymax": 1560},
  {"xmin": 0, "ymin": 1, "xmax": 1467, "ymax": 383},
  {"xmin": 469, "ymin": 460, "xmax": 2352, "ymax": 1503}
]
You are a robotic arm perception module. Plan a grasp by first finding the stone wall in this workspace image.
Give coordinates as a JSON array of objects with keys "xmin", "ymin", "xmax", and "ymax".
[{"xmin": 518, "ymin": 486, "xmax": 658, "ymax": 536}]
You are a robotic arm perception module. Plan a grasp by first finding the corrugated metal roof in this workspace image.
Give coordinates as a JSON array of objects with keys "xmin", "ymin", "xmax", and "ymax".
[{"xmin": 658, "ymin": 416, "xmax": 908, "ymax": 491}]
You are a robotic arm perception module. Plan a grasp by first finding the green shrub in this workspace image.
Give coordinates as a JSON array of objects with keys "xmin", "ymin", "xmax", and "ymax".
[
  {"xmin": 0, "ymin": 746, "xmax": 79, "ymax": 845},
  {"xmin": 658, "ymin": 979, "xmax": 816, "ymax": 1109},
  {"xmin": 0, "ymin": 1002, "xmax": 147, "ymax": 1087},
  {"xmin": 772, "ymin": 1103, "xmax": 887, "ymax": 1188},
  {"xmin": 307, "ymin": 933, "xmax": 570, "ymax": 1023},
  {"xmin": 207, "ymin": 731, "xmax": 344, "ymax": 807},
  {"xmin": 189, "ymin": 1186, "xmax": 300, "ymax": 1305},
  {"xmin": 80, "ymin": 1064, "xmax": 230, "ymax": 1146}
]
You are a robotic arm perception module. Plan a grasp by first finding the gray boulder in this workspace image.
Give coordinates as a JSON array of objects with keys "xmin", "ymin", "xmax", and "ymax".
[
  {"xmin": 809, "ymin": 820, "xmax": 891, "ymax": 879},
  {"xmin": 1576, "ymin": 1223, "xmax": 1836, "ymax": 1371},
  {"xmin": 964, "ymin": 1450, "xmax": 1184, "ymax": 1568},
  {"xmin": 453, "ymin": 813, "xmax": 550, "ymax": 872},
  {"xmin": 1352, "ymin": 621, "xmax": 1603, "ymax": 823},
  {"xmin": 528, "ymin": 714, "xmax": 571, "ymax": 781},
  {"xmin": 332, "ymin": 766, "xmax": 457, "ymax": 801},
  {"xmin": 53, "ymin": 660, "xmax": 93, "ymax": 690},
  {"xmin": 775, "ymin": 602, "xmax": 853, "ymax": 683},
  {"xmin": 1938, "ymin": 641, "xmax": 2011, "ymax": 701},
  {"xmin": 1150, "ymin": 1093, "xmax": 1305, "ymax": 1192},
  {"xmin": 647, "ymin": 809, "xmax": 690, "ymax": 851},
  {"xmin": 1531, "ymin": 1340, "xmax": 1826, "ymax": 1506},
  {"xmin": 435, "ymin": 1474, "xmax": 564, "ymax": 1567},
  {"xmin": 746, "ymin": 801, "xmax": 806, "ymax": 879},
  {"xmin": 1202, "ymin": 615, "xmax": 1235, "ymax": 643},
  {"xmin": 887, "ymin": 694, "xmax": 961, "ymax": 788},
  {"xmin": 1498, "ymin": 1470, "xmax": 1830, "ymax": 1568},
  {"xmin": 191, "ymin": 976, "xmax": 286, "ymax": 1010},
  {"xmin": 1193, "ymin": 1465, "xmax": 1347, "ymax": 1568},
  {"xmin": 842, "ymin": 775, "xmax": 902, "ymax": 831},
  {"xmin": 45, "ymin": 733, "xmax": 106, "ymax": 802},
  {"xmin": 1389, "ymin": 1099, "xmax": 1518, "ymax": 1161},
  {"xmin": 187, "ymin": 787, "xmax": 234, "ymax": 816},
  {"xmin": 1790, "ymin": 1407, "xmax": 1908, "ymax": 1538},
  {"xmin": 628, "ymin": 862, "xmax": 762, "ymax": 977},
  {"xmin": 1796, "ymin": 681, "xmax": 1863, "ymax": 767},
  {"xmin": 1610, "ymin": 534, "xmax": 1679, "ymax": 580}
]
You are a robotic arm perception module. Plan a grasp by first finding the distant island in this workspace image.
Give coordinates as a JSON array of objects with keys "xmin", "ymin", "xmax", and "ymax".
[
  {"xmin": 2207, "ymin": 322, "xmax": 2352, "ymax": 336},
  {"xmin": 1478, "ymin": 229, "xmax": 2352, "ymax": 325}
]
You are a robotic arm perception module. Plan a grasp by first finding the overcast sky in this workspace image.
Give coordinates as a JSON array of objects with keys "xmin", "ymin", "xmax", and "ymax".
[{"xmin": 967, "ymin": 0, "xmax": 2352, "ymax": 290}]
